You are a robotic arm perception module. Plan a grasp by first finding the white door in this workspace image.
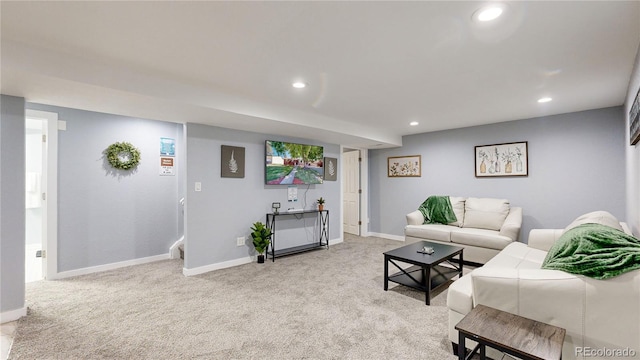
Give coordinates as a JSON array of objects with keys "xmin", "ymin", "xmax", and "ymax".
[
  {"xmin": 342, "ymin": 150, "xmax": 360, "ymax": 235},
  {"xmin": 25, "ymin": 118, "xmax": 45, "ymax": 282},
  {"xmin": 25, "ymin": 109, "xmax": 59, "ymax": 281}
]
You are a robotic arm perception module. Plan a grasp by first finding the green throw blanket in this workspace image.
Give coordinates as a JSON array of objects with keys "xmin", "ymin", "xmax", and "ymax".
[
  {"xmin": 418, "ymin": 196, "xmax": 457, "ymax": 225},
  {"xmin": 541, "ymin": 223, "xmax": 640, "ymax": 279}
]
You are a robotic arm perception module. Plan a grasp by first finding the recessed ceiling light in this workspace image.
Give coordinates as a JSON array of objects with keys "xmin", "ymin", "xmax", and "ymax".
[
  {"xmin": 409, "ymin": 121, "xmax": 419, "ymax": 126},
  {"xmin": 473, "ymin": 5, "xmax": 504, "ymax": 22},
  {"xmin": 292, "ymin": 82, "xmax": 306, "ymax": 89},
  {"xmin": 538, "ymin": 97, "xmax": 552, "ymax": 103}
]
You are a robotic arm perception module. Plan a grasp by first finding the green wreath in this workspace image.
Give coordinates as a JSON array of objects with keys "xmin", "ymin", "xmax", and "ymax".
[{"xmin": 105, "ymin": 142, "xmax": 141, "ymax": 170}]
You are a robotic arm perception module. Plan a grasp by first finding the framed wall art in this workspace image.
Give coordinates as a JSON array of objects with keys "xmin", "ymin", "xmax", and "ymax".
[
  {"xmin": 630, "ymin": 87, "xmax": 640, "ymax": 146},
  {"xmin": 221, "ymin": 145, "xmax": 245, "ymax": 178},
  {"xmin": 324, "ymin": 157, "xmax": 338, "ymax": 181},
  {"xmin": 388, "ymin": 155, "xmax": 421, "ymax": 177},
  {"xmin": 475, "ymin": 142, "xmax": 528, "ymax": 177}
]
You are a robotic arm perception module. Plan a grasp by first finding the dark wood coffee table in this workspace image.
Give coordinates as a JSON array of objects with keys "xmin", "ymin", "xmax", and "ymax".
[
  {"xmin": 455, "ymin": 304, "xmax": 566, "ymax": 360},
  {"xmin": 383, "ymin": 240, "xmax": 463, "ymax": 305}
]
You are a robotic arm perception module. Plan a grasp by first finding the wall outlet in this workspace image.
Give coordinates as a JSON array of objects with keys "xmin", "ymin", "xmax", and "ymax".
[{"xmin": 236, "ymin": 236, "xmax": 245, "ymax": 246}]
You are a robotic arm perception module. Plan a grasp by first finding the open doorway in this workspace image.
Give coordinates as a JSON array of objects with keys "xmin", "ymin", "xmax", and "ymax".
[
  {"xmin": 25, "ymin": 109, "xmax": 59, "ymax": 282},
  {"xmin": 25, "ymin": 117, "xmax": 44, "ymax": 282}
]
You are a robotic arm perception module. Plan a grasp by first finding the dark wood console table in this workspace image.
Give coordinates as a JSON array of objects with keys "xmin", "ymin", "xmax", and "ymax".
[{"xmin": 265, "ymin": 210, "xmax": 329, "ymax": 262}]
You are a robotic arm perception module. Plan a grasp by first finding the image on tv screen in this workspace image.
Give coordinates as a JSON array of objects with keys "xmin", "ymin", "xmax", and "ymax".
[{"xmin": 266, "ymin": 140, "xmax": 324, "ymax": 185}]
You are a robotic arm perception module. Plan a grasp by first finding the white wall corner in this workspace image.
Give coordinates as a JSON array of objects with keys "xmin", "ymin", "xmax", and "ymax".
[
  {"xmin": 328, "ymin": 237, "xmax": 343, "ymax": 246},
  {"xmin": 169, "ymin": 236, "xmax": 184, "ymax": 259},
  {"xmin": 1, "ymin": 307, "xmax": 27, "ymax": 324}
]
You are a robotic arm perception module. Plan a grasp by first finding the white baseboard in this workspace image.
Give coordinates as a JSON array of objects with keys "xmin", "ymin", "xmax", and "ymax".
[
  {"xmin": 368, "ymin": 232, "xmax": 405, "ymax": 241},
  {"xmin": 53, "ymin": 253, "xmax": 170, "ymax": 279},
  {"xmin": 1, "ymin": 306, "xmax": 26, "ymax": 324},
  {"xmin": 169, "ymin": 236, "xmax": 184, "ymax": 259},
  {"xmin": 183, "ymin": 238, "xmax": 343, "ymax": 276},
  {"xmin": 183, "ymin": 256, "xmax": 254, "ymax": 276}
]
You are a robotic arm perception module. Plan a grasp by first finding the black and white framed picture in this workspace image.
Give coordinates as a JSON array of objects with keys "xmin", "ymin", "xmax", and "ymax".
[
  {"xmin": 475, "ymin": 141, "xmax": 528, "ymax": 177},
  {"xmin": 221, "ymin": 145, "xmax": 245, "ymax": 178},
  {"xmin": 324, "ymin": 157, "xmax": 337, "ymax": 181},
  {"xmin": 630, "ymin": 87, "xmax": 640, "ymax": 146}
]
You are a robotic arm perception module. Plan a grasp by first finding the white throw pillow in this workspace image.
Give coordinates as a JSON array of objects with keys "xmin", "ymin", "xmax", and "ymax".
[
  {"xmin": 448, "ymin": 197, "xmax": 466, "ymax": 227},
  {"xmin": 463, "ymin": 197, "xmax": 510, "ymax": 231},
  {"xmin": 563, "ymin": 211, "xmax": 623, "ymax": 233}
]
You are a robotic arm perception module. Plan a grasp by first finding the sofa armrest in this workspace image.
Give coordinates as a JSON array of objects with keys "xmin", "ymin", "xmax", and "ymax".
[
  {"xmin": 406, "ymin": 210, "xmax": 424, "ymax": 225},
  {"xmin": 527, "ymin": 229, "xmax": 564, "ymax": 252},
  {"xmin": 499, "ymin": 207, "xmax": 522, "ymax": 241}
]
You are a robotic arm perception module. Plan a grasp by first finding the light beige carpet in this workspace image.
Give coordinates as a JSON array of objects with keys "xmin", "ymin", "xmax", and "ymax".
[{"xmin": 10, "ymin": 235, "xmax": 459, "ymax": 359}]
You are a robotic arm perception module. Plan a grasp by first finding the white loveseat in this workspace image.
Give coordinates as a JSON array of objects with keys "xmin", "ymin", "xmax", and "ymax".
[
  {"xmin": 405, "ymin": 197, "xmax": 522, "ymax": 264},
  {"xmin": 447, "ymin": 211, "xmax": 640, "ymax": 360}
]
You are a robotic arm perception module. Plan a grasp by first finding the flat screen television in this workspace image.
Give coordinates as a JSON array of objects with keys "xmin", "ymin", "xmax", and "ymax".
[{"xmin": 265, "ymin": 140, "xmax": 324, "ymax": 185}]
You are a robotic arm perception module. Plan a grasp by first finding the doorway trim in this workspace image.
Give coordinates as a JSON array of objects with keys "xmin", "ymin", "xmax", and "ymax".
[{"xmin": 26, "ymin": 109, "xmax": 59, "ymax": 280}]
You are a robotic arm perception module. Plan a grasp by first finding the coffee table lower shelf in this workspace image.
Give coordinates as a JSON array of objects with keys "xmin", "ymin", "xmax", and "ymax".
[{"xmin": 388, "ymin": 264, "xmax": 460, "ymax": 291}]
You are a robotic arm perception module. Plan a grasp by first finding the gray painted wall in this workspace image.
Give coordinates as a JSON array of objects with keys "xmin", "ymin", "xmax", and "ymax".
[
  {"xmin": 369, "ymin": 106, "xmax": 626, "ymax": 242},
  {"xmin": 1, "ymin": 95, "xmax": 26, "ymax": 313},
  {"xmin": 27, "ymin": 104, "xmax": 183, "ymax": 272},
  {"xmin": 185, "ymin": 123, "xmax": 340, "ymax": 269}
]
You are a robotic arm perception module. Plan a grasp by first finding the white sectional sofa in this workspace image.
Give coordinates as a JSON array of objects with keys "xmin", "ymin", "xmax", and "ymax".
[
  {"xmin": 447, "ymin": 211, "xmax": 640, "ymax": 360},
  {"xmin": 405, "ymin": 197, "xmax": 522, "ymax": 264}
]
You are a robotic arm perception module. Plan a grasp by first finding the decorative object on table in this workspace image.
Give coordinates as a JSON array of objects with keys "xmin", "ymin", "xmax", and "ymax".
[
  {"xmin": 221, "ymin": 145, "xmax": 245, "ymax": 178},
  {"xmin": 475, "ymin": 141, "xmax": 528, "ymax": 177},
  {"xmin": 630, "ymin": 86, "xmax": 640, "ymax": 145},
  {"xmin": 250, "ymin": 221, "xmax": 272, "ymax": 263},
  {"xmin": 387, "ymin": 155, "xmax": 421, "ymax": 177},
  {"xmin": 316, "ymin": 197, "xmax": 325, "ymax": 211},
  {"xmin": 272, "ymin": 202, "xmax": 281, "ymax": 214},
  {"xmin": 105, "ymin": 142, "xmax": 141, "ymax": 170},
  {"xmin": 418, "ymin": 246, "xmax": 434, "ymax": 254},
  {"xmin": 323, "ymin": 157, "xmax": 338, "ymax": 181}
]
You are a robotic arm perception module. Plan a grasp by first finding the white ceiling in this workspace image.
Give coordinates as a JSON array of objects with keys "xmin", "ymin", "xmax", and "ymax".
[{"xmin": 2, "ymin": 1, "xmax": 639, "ymax": 148}]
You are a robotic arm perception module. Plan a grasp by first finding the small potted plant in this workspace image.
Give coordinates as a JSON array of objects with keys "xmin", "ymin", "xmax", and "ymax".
[
  {"xmin": 316, "ymin": 197, "xmax": 325, "ymax": 211},
  {"xmin": 250, "ymin": 221, "xmax": 272, "ymax": 263}
]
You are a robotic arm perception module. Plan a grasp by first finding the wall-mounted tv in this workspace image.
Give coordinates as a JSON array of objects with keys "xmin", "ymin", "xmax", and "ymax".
[{"xmin": 265, "ymin": 140, "xmax": 324, "ymax": 185}]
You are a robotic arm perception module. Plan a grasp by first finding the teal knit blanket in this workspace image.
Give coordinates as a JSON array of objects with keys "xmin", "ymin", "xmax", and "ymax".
[
  {"xmin": 418, "ymin": 196, "xmax": 457, "ymax": 225},
  {"xmin": 541, "ymin": 223, "xmax": 640, "ymax": 279}
]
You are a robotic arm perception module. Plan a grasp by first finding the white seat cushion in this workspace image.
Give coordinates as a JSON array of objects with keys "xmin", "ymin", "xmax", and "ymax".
[
  {"xmin": 404, "ymin": 224, "xmax": 452, "ymax": 242},
  {"xmin": 450, "ymin": 228, "xmax": 512, "ymax": 251}
]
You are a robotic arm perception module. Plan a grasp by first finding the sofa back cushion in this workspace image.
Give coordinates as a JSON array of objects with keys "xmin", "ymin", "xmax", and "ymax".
[
  {"xmin": 563, "ymin": 210, "xmax": 623, "ymax": 233},
  {"xmin": 463, "ymin": 197, "xmax": 510, "ymax": 231},
  {"xmin": 449, "ymin": 196, "xmax": 466, "ymax": 227}
]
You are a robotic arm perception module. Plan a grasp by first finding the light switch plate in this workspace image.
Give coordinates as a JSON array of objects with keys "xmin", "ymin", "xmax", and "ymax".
[{"xmin": 195, "ymin": 182, "xmax": 202, "ymax": 192}]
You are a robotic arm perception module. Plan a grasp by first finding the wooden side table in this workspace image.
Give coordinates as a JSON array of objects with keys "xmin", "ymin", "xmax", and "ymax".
[{"xmin": 455, "ymin": 304, "xmax": 566, "ymax": 360}]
